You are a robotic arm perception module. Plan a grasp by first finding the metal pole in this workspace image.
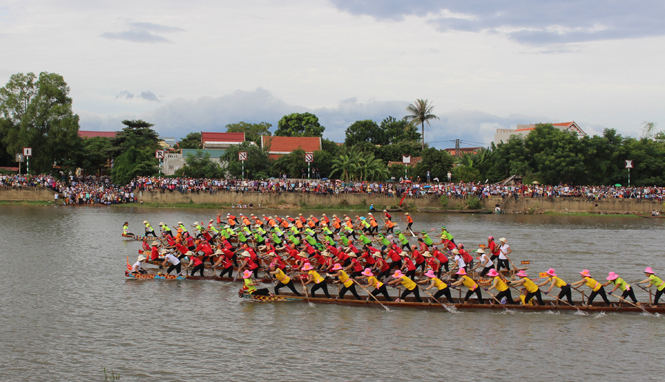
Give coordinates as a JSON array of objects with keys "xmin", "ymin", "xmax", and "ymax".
[
  {"xmin": 242, "ymin": 161, "xmax": 245, "ymax": 179},
  {"xmin": 27, "ymin": 157, "xmax": 29, "ymax": 174},
  {"xmin": 405, "ymin": 164, "xmax": 407, "ymax": 180},
  {"xmin": 308, "ymin": 162, "xmax": 310, "ymax": 179},
  {"xmin": 628, "ymin": 168, "xmax": 630, "ymax": 187},
  {"xmin": 18, "ymin": 159, "xmax": 21, "ymax": 175}
]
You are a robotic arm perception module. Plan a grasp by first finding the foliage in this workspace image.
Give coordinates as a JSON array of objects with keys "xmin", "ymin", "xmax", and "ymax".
[
  {"xmin": 321, "ymin": 138, "xmax": 341, "ymax": 157},
  {"xmin": 312, "ymin": 150, "xmax": 333, "ymax": 179},
  {"xmin": 275, "ymin": 112, "xmax": 324, "ymax": 137},
  {"xmin": 381, "ymin": 116, "xmax": 421, "ymax": 144},
  {"xmin": 174, "ymin": 149, "xmax": 223, "ymax": 178},
  {"xmin": 225, "ymin": 121, "xmax": 271, "ymax": 144},
  {"xmin": 466, "ymin": 196, "xmax": 482, "ymax": 209},
  {"xmin": 112, "ymin": 146, "xmax": 158, "ymax": 185},
  {"xmin": 344, "ymin": 119, "xmax": 383, "ymax": 146},
  {"xmin": 375, "ymin": 140, "xmax": 422, "ymax": 163},
  {"xmin": 177, "ymin": 132, "xmax": 201, "ymax": 149},
  {"xmin": 270, "ymin": 148, "xmax": 307, "ymax": 178},
  {"xmin": 79, "ymin": 136, "xmax": 113, "ymax": 175},
  {"xmin": 0, "ymin": 72, "xmax": 81, "ymax": 174},
  {"xmin": 330, "ymin": 150, "xmax": 390, "ymax": 181},
  {"xmin": 403, "ymin": 99, "xmax": 439, "ymax": 149},
  {"xmin": 439, "ymin": 194, "xmax": 448, "ymax": 207},
  {"xmin": 452, "ymin": 165, "xmax": 481, "ymax": 183},
  {"xmin": 221, "ymin": 141, "xmax": 270, "ymax": 179},
  {"xmin": 412, "ymin": 148, "xmax": 455, "ymax": 181}
]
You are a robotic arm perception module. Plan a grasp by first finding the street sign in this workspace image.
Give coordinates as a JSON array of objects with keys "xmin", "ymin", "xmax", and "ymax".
[
  {"xmin": 305, "ymin": 153, "xmax": 314, "ymax": 163},
  {"xmin": 155, "ymin": 150, "xmax": 165, "ymax": 159},
  {"xmin": 23, "ymin": 147, "xmax": 32, "ymax": 157},
  {"xmin": 625, "ymin": 160, "xmax": 633, "ymax": 169},
  {"xmin": 238, "ymin": 151, "xmax": 248, "ymax": 161},
  {"xmin": 402, "ymin": 155, "xmax": 411, "ymax": 164},
  {"xmin": 15, "ymin": 154, "xmax": 24, "ymax": 163}
]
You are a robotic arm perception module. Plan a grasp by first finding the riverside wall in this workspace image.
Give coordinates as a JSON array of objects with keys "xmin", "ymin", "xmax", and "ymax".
[{"xmin": 0, "ymin": 188, "xmax": 662, "ymax": 214}]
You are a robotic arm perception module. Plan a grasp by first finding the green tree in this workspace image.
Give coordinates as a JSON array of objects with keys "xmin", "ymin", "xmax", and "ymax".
[
  {"xmin": 225, "ymin": 121, "xmax": 271, "ymax": 144},
  {"xmin": 0, "ymin": 72, "xmax": 81, "ymax": 174},
  {"xmin": 321, "ymin": 137, "xmax": 341, "ymax": 157},
  {"xmin": 177, "ymin": 132, "xmax": 201, "ymax": 149},
  {"xmin": 344, "ymin": 119, "xmax": 385, "ymax": 146},
  {"xmin": 412, "ymin": 148, "xmax": 455, "ymax": 181},
  {"xmin": 221, "ymin": 141, "xmax": 270, "ymax": 179},
  {"xmin": 109, "ymin": 120, "xmax": 160, "ymax": 184},
  {"xmin": 381, "ymin": 116, "xmax": 421, "ymax": 144},
  {"xmin": 79, "ymin": 136, "xmax": 113, "ymax": 175},
  {"xmin": 375, "ymin": 140, "xmax": 422, "ymax": 163},
  {"xmin": 329, "ymin": 152, "xmax": 358, "ymax": 181},
  {"xmin": 270, "ymin": 148, "xmax": 307, "ymax": 178},
  {"xmin": 403, "ymin": 99, "xmax": 440, "ymax": 150},
  {"xmin": 275, "ymin": 112, "xmax": 325, "ymax": 137},
  {"xmin": 175, "ymin": 149, "xmax": 223, "ymax": 178}
]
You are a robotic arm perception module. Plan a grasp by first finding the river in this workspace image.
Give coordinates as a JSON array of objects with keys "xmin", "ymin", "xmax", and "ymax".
[{"xmin": 0, "ymin": 206, "xmax": 663, "ymax": 381}]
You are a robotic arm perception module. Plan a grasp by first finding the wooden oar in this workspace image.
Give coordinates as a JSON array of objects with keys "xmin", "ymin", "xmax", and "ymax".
[
  {"xmin": 607, "ymin": 291, "xmax": 640, "ymax": 309},
  {"xmin": 636, "ymin": 284, "xmax": 654, "ymax": 305},
  {"xmin": 300, "ymin": 277, "xmax": 314, "ymax": 307},
  {"xmin": 572, "ymin": 287, "xmax": 588, "ymax": 305},
  {"xmin": 353, "ymin": 278, "xmax": 391, "ymax": 312}
]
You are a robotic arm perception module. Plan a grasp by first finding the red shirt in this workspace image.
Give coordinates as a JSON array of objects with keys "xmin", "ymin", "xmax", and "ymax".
[
  {"xmin": 351, "ymin": 258, "xmax": 363, "ymax": 272},
  {"xmin": 426, "ymin": 258, "xmax": 439, "ymax": 271},
  {"xmin": 360, "ymin": 252, "xmax": 376, "ymax": 266},
  {"xmin": 195, "ymin": 243, "xmax": 214, "ymax": 256},
  {"xmin": 175, "ymin": 243, "xmax": 188, "ymax": 255},
  {"xmin": 489, "ymin": 241, "xmax": 499, "ymax": 255},
  {"xmin": 433, "ymin": 249, "xmax": 448, "ymax": 263},
  {"xmin": 150, "ymin": 246, "xmax": 159, "ymax": 261},
  {"xmin": 461, "ymin": 249, "xmax": 473, "ymax": 264},
  {"xmin": 245, "ymin": 258, "xmax": 258, "ymax": 270},
  {"xmin": 404, "ymin": 257, "xmax": 416, "ymax": 271},
  {"xmin": 412, "ymin": 250, "xmax": 424, "ymax": 264},
  {"xmin": 388, "ymin": 250, "xmax": 401, "ymax": 262},
  {"xmin": 166, "ymin": 235, "xmax": 175, "ymax": 246},
  {"xmin": 376, "ymin": 258, "xmax": 390, "ymax": 272},
  {"xmin": 336, "ymin": 251, "xmax": 349, "ymax": 262},
  {"xmin": 191, "ymin": 256, "xmax": 203, "ymax": 266}
]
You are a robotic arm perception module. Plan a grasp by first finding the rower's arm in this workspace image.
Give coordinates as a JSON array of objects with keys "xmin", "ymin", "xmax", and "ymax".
[
  {"xmin": 537, "ymin": 279, "xmax": 550, "ymax": 287},
  {"xmin": 570, "ymin": 279, "xmax": 584, "ymax": 288},
  {"xmin": 637, "ymin": 278, "xmax": 651, "ymax": 285}
]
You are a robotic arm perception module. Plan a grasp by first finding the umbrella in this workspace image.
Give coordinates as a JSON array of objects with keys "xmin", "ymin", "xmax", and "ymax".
[
  {"xmin": 423, "ymin": 185, "xmax": 431, "ymax": 188},
  {"xmin": 321, "ymin": 178, "xmax": 329, "ymax": 180},
  {"xmin": 531, "ymin": 181, "xmax": 540, "ymax": 184},
  {"xmin": 614, "ymin": 183, "xmax": 622, "ymax": 187}
]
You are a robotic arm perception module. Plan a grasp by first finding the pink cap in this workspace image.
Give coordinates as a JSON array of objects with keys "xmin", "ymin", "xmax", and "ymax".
[
  {"xmin": 392, "ymin": 270, "xmax": 404, "ymax": 278},
  {"xmin": 361, "ymin": 268, "xmax": 374, "ymax": 277},
  {"xmin": 456, "ymin": 268, "xmax": 467, "ymax": 276},
  {"xmin": 487, "ymin": 269, "xmax": 499, "ymax": 277},
  {"xmin": 302, "ymin": 263, "xmax": 313, "ymax": 271},
  {"xmin": 580, "ymin": 269, "xmax": 591, "ymax": 277},
  {"xmin": 516, "ymin": 270, "xmax": 528, "ymax": 277},
  {"xmin": 332, "ymin": 263, "xmax": 342, "ymax": 271},
  {"xmin": 242, "ymin": 270, "xmax": 253, "ymax": 279},
  {"xmin": 645, "ymin": 267, "xmax": 655, "ymax": 274},
  {"xmin": 488, "ymin": 236, "xmax": 494, "ymax": 240},
  {"xmin": 424, "ymin": 270, "xmax": 436, "ymax": 278},
  {"xmin": 606, "ymin": 272, "xmax": 619, "ymax": 281},
  {"xmin": 546, "ymin": 268, "xmax": 557, "ymax": 277}
]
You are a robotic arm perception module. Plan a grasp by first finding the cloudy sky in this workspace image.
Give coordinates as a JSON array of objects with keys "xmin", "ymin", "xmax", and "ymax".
[{"xmin": 3, "ymin": 0, "xmax": 665, "ymax": 148}]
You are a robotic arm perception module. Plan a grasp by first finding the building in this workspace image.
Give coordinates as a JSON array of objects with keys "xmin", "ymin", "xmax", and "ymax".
[
  {"xmin": 201, "ymin": 132, "xmax": 245, "ymax": 149},
  {"xmin": 444, "ymin": 147, "xmax": 482, "ymax": 156},
  {"xmin": 260, "ymin": 136, "xmax": 322, "ymax": 160},
  {"xmin": 162, "ymin": 149, "xmax": 227, "ymax": 176},
  {"xmin": 160, "ymin": 137, "xmax": 176, "ymax": 148},
  {"xmin": 78, "ymin": 131, "xmax": 117, "ymax": 139},
  {"xmin": 494, "ymin": 121, "xmax": 586, "ymax": 145}
]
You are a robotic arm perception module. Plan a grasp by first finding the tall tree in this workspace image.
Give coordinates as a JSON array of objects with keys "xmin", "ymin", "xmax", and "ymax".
[
  {"xmin": 225, "ymin": 121, "xmax": 272, "ymax": 144},
  {"xmin": 221, "ymin": 141, "xmax": 270, "ymax": 179},
  {"xmin": 109, "ymin": 119, "xmax": 160, "ymax": 184},
  {"xmin": 275, "ymin": 112, "xmax": 325, "ymax": 137},
  {"xmin": 344, "ymin": 119, "xmax": 385, "ymax": 146},
  {"xmin": 381, "ymin": 116, "xmax": 421, "ymax": 144},
  {"xmin": 0, "ymin": 72, "xmax": 81, "ymax": 174},
  {"xmin": 403, "ymin": 99, "xmax": 440, "ymax": 150}
]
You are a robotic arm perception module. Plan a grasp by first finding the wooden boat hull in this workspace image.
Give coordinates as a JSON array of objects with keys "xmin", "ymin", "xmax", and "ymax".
[
  {"xmin": 238, "ymin": 291, "xmax": 665, "ymax": 314},
  {"xmin": 125, "ymin": 271, "xmax": 187, "ymax": 280}
]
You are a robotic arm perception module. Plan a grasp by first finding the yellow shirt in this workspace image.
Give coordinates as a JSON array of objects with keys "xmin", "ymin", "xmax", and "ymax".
[
  {"xmin": 522, "ymin": 277, "xmax": 539, "ymax": 293},
  {"xmin": 400, "ymin": 276, "xmax": 417, "ymax": 291},
  {"xmin": 493, "ymin": 276, "xmax": 508, "ymax": 292},
  {"xmin": 309, "ymin": 270, "xmax": 324, "ymax": 284},
  {"xmin": 584, "ymin": 277, "xmax": 601, "ymax": 292},
  {"xmin": 432, "ymin": 277, "xmax": 448, "ymax": 290},
  {"xmin": 520, "ymin": 294, "xmax": 533, "ymax": 305},
  {"xmin": 338, "ymin": 270, "xmax": 354, "ymax": 288},
  {"xmin": 461, "ymin": 276, "xmax": 477, "ymax": 291},
  {"xmin": 367, "ymin": 276, "xmax": 384, "ymax": 289},
  {"xmin": 548, "ymin": 276, "xmax": 567, "ymax": 288},
  {"xmin": 274, "ymin": 268, "xmax": 290, "ymax": 284}
]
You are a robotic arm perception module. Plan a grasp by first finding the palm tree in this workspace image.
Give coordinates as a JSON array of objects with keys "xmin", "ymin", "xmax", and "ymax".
[
  {"xmin": 330, "ymin": 153, "xmax": 357, "ymax": 182},
  {"xmin": 404, "ymin": 99, "xmax": 440, "ymax": 150}
]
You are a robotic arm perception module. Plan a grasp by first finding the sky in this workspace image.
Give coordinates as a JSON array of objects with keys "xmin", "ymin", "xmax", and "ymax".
[{"xmin": 2, "ymin": 0, "xmax": 665, "ymax": 149}]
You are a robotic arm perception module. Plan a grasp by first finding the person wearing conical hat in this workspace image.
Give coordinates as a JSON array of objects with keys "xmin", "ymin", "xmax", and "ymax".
[
  {"xmin": 239, "ymin": 250, "xmax": 260, "ymax": 278},
  {"xmin": 301, "ymin": 263, "xmax": 331, "ymax": 298},
  {"xmin": 213, "ymin": 249, "xmax": 234, "ymax": 278},
  {"xmin": 538, "ymin": 268, "xmax": 574, "ymax": 305},
  {"xmin": 601, "ymin": 272, "xmax": 639, "ymax": 306},
  {"xmin": 188, "ymin": 251, "xmax": 206, "ymax": 277},
  {"xmin": 404, "ymin": 212, "xmax": 414, "ymax": 232},
  {"xmin": 159, "ymin": 222, "xmax": 172, "ymax": 237},
  {"xmin": 471, "ymin": 249, "xmax": 494, "ymax": 277},
  {"xmin": 161, "ymin": 250, "xmax": 182, "ymax": 276},
  {"xmin": 143, "ymin": 220, "xmax": 157, "ymax": 237},
  {"xmin": 510, "ymin": 270, "xmax": 544, "ymax": 305},
  {"xmin": 131, "ymin": 254, "xmax": 147, "ymax": 274},
  {"xmin": 330, "ymin": 263, "xmax": 362, "ymax": 300},
  {"xmin": 419, "ymin": 270, "xmax": 454, "ymax": 303},
  {"xmin": 496, "ymin": 238, "xmax": 511, "ymax": 272},
  {"xmin": 570, "ymin": 269, "xmax": 612, "ymax": 307},
  {"xmin": 450, "ymin": 268, "xmax": 484, "ymax": 304},
  {"xmin": 387, "ymin": 270, "xmax": 422, "ymax": 302},
  {"xmin": 637, "ymin": 267, "xmax": 665, "ymax": 305}
]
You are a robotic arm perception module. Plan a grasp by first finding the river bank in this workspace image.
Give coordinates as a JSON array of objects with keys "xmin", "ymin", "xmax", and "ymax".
[{"xmin": 0, "ymin": 188, "xmax": 662, "ymax": 214}]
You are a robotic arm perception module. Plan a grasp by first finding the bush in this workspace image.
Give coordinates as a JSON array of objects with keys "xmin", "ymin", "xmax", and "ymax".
[
  {"xmin": 466, "ymin": 197, "xmax": 482, "ymax": 209},
  {"xmin": 439, "ymin": 194, "xmax": 449, "ymax": 207}
]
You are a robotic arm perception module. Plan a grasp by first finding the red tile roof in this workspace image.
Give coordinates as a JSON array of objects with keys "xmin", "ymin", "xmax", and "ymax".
[
  {"xmin": 78, "ymin": 131, "xmax": 117, "ymax": 138},
  {"xmin": 201, "ymin": 132, "xmax": 245, "ymax": 144},
  {"xmin": 261, "ymin": 136, "xmax": 322, "ymax": 157}
]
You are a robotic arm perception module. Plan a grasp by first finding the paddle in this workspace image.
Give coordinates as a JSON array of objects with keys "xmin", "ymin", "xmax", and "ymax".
[
  {"xmin": 544, "ymin": 292, "xmax": 588, "ymax": 314},
  {"xmin": 607, "ymin": 291, "xmax": 641, "ymax": 309},
  {"xmin": 300, "ymin": 277, "xmax": 315, "ymax": 307},
  {"xmin": 353, "ymin": 278, "xmax": 391, "ymax": 312},
  {"xmin": 636, "ymin": 284, "xmax": 654, "ymax": 305},
  {"xmin": 572, "ymin": 286, "xmax": 588, "ymax": 306}
]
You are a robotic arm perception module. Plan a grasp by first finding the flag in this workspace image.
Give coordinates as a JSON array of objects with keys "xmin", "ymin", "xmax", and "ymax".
[
  {"xmin": 399, "ymin": 188, "xmax": 411, "ymax": 206},
  {"xmin": 126, "ymin": 256, "xmax": 132, "ymax": 271}
]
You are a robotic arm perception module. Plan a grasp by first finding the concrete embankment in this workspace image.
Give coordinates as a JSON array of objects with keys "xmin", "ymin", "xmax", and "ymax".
[{"xmin": 0, "ymin": 188, "xmax": 662, "ymax": 214}]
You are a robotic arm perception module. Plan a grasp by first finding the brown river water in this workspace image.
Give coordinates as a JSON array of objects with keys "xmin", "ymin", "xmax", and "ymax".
[{"xmin": 0, "ymin": 206, "xmax": 663, "ymax": 381}]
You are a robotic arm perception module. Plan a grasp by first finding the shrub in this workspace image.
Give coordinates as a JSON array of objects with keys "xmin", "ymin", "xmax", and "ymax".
[{"xmin": 466, "ymin": 197, "xmax": 482, "ymax": 209}]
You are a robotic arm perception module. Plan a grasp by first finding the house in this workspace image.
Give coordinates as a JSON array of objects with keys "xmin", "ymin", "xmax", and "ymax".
[
  {"xmin": 260, "ymin": 136, "xmax": 322, "ymax": 160},
  {"xmin": 78, "ymin": 131, "xmax": 117, "ymax": 139},
  {"xmin": 444, "ymin": 147, "xmax": 482, "ymax": 156},
  {"xmin": 494, "ymin": 121, "xmax": 586, "ymax": 145},
  {"xmin": 201, "ymin": 132, "xmax": 245, "ymax": 149}
]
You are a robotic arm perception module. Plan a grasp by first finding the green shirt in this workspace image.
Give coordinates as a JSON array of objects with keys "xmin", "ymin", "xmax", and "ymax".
[
  {"xmin": 399, "ymin": 233, "xmax": 408, "ymax": 245},
  {"xmin": 423, "ymin": 234, "xmax": 433, "ymax": 246},
  {"xmin": 649, "ymin": 274, "xmax": 665, "ymax": 291},
  {"xmin": 611, "ymin": 277, "xmax": 629, "ymax": 291}
]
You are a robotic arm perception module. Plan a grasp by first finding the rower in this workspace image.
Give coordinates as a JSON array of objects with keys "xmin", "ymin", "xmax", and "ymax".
[
  {"xmin": 538, "ymin": 268, "xmax": 574, "ymax": 305},
  {"xmin": 373, "ymin": 252, "xmax": 391, "ymax": 280},
  {"xmin": 161, "ymin": 251, "xmax": 182, "ymax": 276},
  {"xmin": 485, "ymin": 269, "xmax": 515, "ymax": 304},
  {"xmin": 451, "ymin": 249, "xmax": 466, "ymax": 279},
  {"xmin": 419, "ymin": 269, "xmax": 454, "ymax": 303},
  {"xmin": 143, "ymin": 220, "xmax": 157, "ymax": 237},
  {"xmin": 239, "ymin": 251, "xmax": 260, "ymax": 278},
  {"xmin": 450, "ymin": 268, "xmax": 484, "ymax": 304},
  {"xmin": 487, "ymin": 236, "xmax": 499, "ymax": 262},
  {"xmin": 330, "ymin": 263, "xmax": 362, "ymax": 300},
  {"xmin": 301, "ymin": 263, "xmax": 331, "ymax": 298},
  {"xmin": 496, "ymin": 238, "xmax": 511, "ymax": 271},
  {"xmin": 131, "ymin": 254, "xmax": 147, "ymax": 274},
  {"xmin": 159, "ymin": 222, "xmax": 172, "ymax": 237},
  {"xmin": 458, "ymin": 244, "xmax": 473, "ymax": 271},
  {"xmin": 440, "ymin": 226, "xmax": 454, "ymax": 244},
  {"xmin": 472, "ymin": 249, "xmax": 494, "ymax": 277},
  {"xmin": 404, "ymin": 212, "xmax": 413, "ymax": 231},
  {"xmin": 123, "ymin": 222, "xmax": 133, "ymax": 237},
  {"xmin": 603, "ymin": 272, "xmax": 639, "ymax": 306},
  {"xmin": 570, "ymin": 269, "xmax": 612, "ymax": 307},
  {"xmin": 359, "ymin": 268, "xmax": 391, "ymax": 301},
  {"xmin": 368, "ymin": 213, "xmax": 379, "ymax": 235},
  {"xmin": 149, "ymin": 241, "xmax": 161, "ymax": 261},
  {"xmin": 396, "ymin": 230, "xmax": 410, "ymax": 251},
  {"xmin": 510, "ymin": 270, "xmax": 544, "ymax": 305},
  {"xmin": 432, "ymin": 247, "xmax": 449, "ymax": 277},
  {"xmin": 213, "ymin": 249, "xmax": 234, "ymax": 278},
  {"xmin": 243, "ymin": 270, "xmax": 272, "ymax": 296},
  {"xmin": 401, "ymin": 252, "xmax": 417, "ymax": 279},
  {"xmin": 270, "ymin": 263, "xmax": 301, "ymax": 296},
  {"xmin": 636, "ymin": 267, "xmax": 665, "ymax": 305},
  {"xmin": 419, "ymin": 231, "xmax": 434, "ymax": 250},
  {"xmin": 187, "ymin": 251, "xmax": 205, "ymax": 277},
  {"xmin": 387, "ymin": 269, "xmax": 422, "ymax": 302}
]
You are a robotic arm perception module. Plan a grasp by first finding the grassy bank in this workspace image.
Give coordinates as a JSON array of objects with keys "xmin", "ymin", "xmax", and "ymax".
[
  {"xmin": 0, "ymin": 200, "xmax": 54, "ymax": 206},
  {"xmin": 542, "ymin": 211, "xmax": 640, "ymax": 217},
  {"xmin": 112, "ymin": 201, "xmax": 388, "ymax": 211}
]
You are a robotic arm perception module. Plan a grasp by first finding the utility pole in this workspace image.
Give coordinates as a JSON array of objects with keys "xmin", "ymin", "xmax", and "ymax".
[{"xmin": 455, "ymin": 139, "xmax": 460, "ymax": 157}]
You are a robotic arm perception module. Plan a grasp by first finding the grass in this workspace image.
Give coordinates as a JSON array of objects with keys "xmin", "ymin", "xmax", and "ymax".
[
  {"xmin": 543, "ymin": 211, "xmax": 640, "ymax": 217},
  {"xmin": 113, "ymin": 202, "xmax": 233, "ymax": 209},
  {"xmin": 0, "ymin": 200, "xmax": 54, "ymax": 206}
]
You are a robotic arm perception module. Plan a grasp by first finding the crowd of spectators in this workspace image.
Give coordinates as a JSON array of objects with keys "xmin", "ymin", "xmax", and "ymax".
[{"xmin": 1, "ymin": 173, "xmax": 664, "ymax": 205}]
